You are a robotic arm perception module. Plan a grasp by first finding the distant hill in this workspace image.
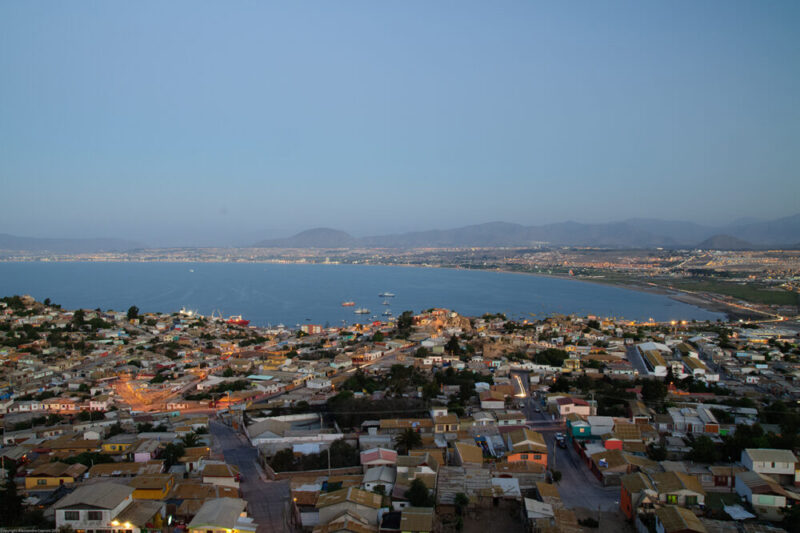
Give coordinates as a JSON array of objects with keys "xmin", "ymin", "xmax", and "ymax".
[
  {"xmin": 251, "ymin": 213, "xmax": 800, "ymax": 249},
  {"xmin": 253, "ymin": 228, "xmax": 359, "ymax": 248},
  {"xmin": 696, "ymin": 234, "xmax": 755, "ymax": 250},
  {"xmin": 0, "ymin": 234, "xmax": 146, "ymax": 253},
  {"xmin": 724, "ymin": 213, "xmax": 800, "ymax": 246}
]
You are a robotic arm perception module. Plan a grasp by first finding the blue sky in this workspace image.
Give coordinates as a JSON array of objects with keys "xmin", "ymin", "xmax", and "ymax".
[{"xmin": 1, "ymin": 1, "xmax": 798, "ymax": 246}]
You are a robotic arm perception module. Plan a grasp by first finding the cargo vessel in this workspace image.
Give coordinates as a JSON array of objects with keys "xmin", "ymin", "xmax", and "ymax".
[
  {"xmin": 354, "ymin": 308, "xmax": 370, "ymax": 314},
  {"xmin": 341, "ymin": 301, "xmax": 355, "ymax": 307},
  {"xmin": 226, "ymin": 315, "xmax": 250, "ymax": 326}
]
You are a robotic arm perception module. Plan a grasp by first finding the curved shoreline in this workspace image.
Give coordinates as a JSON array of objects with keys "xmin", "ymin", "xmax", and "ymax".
[{"xmin": 0, "ymin": 259, "xmax": 731, "ymax": 322}]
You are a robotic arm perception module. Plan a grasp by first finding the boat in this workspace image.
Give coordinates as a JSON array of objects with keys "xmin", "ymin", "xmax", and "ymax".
[
  {"xmin": 341, "ymin": 301, "xmax": 355, "ymax": 307},
  {"xmin": 354, "ymin": 308, "xmax": 370, "ymax": 314},
  {"xmin": 381, "ymin": 300, "xmax": 390, "ymax": 306},
  {"xmin": 382, "ymin": 309, "xmax": 393, "ymax": 317},
  {"xmin": 379, "ymin": 292, "xmax": 395, "ymax": 298},
  {"xmin": 226, "ymin": 315, "xmax": 250, "ymax": 326}
]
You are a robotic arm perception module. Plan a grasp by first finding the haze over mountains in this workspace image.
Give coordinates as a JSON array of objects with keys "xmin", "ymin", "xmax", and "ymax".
[
  {"xmin": 0, "ymin": 234, "xmax": 146, "ymax": 254},
  {"xmin": 2, "ymin": 214, "xmax": 799, "ymax": 253},
  {"xmin": 254, "ymin": 213, "xmax": 800, "ymax": 250}
]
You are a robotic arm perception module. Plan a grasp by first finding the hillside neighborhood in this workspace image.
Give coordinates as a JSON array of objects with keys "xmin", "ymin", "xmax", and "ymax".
[{"xmin": 1, "ymin": 295, "xmax": 799, "ymax": 532}]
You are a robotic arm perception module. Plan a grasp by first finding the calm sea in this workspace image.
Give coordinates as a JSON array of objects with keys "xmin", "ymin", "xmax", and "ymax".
[{"xmin": 0, "ymin": 262, "xmax": 723, "ymax": 326}]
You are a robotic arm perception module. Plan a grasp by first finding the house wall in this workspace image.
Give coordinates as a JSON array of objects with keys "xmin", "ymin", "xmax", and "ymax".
[
  {"xmin": 25, "ymin": 476, "xmax": 74, "ymax": 490},
  {"xmin": 56, "ymin": 497, "xmax": 135, "ymax": 532}
]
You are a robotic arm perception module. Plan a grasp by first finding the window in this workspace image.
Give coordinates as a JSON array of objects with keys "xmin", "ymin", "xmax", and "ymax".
[
  {"xmin": 88, "ymin": 511, "xmax": 102, "ymax": 521},
  {"xmin": 37, "ymin": 479, "xmax": 47, "ymax": 485},
  {"xmin": 667, "ymin": 494, "xmax": 678, "ymax": 504},
  {"xmin": 65, "ymin": 511, "xmax": 80, "ymax": 521},
  {"xmin": 520, "ymin": 454, "xmax": 528, "ymax": 460},
  {"xmin": 685, "ymin": 496, "xmax": 697, "ymax": 506},
  {"xmin": 758, "ymin": 494, "xmax": 775, "ymax": 506},
  {"xmin": 534, "ymin": 454, "xmax": 542, "ymax": 460}
]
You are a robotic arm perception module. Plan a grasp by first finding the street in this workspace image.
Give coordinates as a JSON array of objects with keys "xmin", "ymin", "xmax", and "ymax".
[
  {"xmin": 210, "ymin": 419, "xmax": 293, "ymax": 532},
  {"xmin": 510, "ymin": 370, "xmax": 621, "ymax": 512}
]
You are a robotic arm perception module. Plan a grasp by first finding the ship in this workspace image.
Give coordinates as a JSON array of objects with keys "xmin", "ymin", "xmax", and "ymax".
[
  {"xmin": 341, "ymin": 301, "xmax": 356, "ymax": 307},
  {"xmin": 378, "ymin": 292, "xmax": 395, "ymax": 298},
  {"xmin": 382, "ymin": 309, "xmax": 393, "ymax": 317},
  {"xmin": 381, "ymin": 300, "xmax": 390, "ymax": 306},
  {"xmin": 354, "ymin": 308, "xmax": 370, "ymax": 314},
  {"xmin": 226, "ymin": 315, "xmax": 250, "ymax": 326}
]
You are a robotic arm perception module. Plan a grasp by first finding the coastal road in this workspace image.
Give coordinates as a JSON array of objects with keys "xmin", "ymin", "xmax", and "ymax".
[{"xmin": 210, "ymin": 419, "xmax": 293, "ymax": 533}]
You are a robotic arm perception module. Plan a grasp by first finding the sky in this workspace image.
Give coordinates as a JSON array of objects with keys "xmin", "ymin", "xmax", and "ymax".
[{"xmin": 1, "ymin": 1, "xmax": 799, "ymax": 247}]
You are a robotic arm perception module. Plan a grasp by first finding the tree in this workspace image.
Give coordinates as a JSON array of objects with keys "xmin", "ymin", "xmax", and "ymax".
[
  {"xmin": 72, "ymin": 309, "xmax": 85, "ymax": 327},
  {"xmin": 181, "ymin": 432, "xmax": 202, "ymax": 448},
  {"xmin": 270, "ymin": 449, "xmax": 295, "ymax": 472},
  {"xmin": 222, "ymin": 367, "xmax": 235, "ymax": 378},
  {"xmin": 641, "ymin": 379, "xmax": 667, "ymax": 403},
  {"xmin": 688, "ymin": 436, "xmax": 719, "ymax": 464},
  {"xmin": 162, "ymin": 442, "xmax": 185, "ymax": 468},
  {"xmin": 372, "ymin": 331, "xmax": 384, "ymax": 342},
  {"xmin": 127, "ymin": 306, "xmax": 139, "ymax": 320},
  {"xmin": 0, "ymin": 465, "xmax": 23, "ymax": 526},
  {"xmin": 454, "ymin": 492, "xmax": 469, "ymax": 515},
  {"xmin": 445, "ymin": 335, "xmax": 462, "ymax": 356},
  {"xmin": 394, "ymin": 428, "xmax": 422, "ymax": 454},
  {"xmin": 404, "ymin": 478, "xmax": 434, "ymax": 507},
  {"xmin": 550, "ymin": 376, "xmax": 571, "ymax": 393},
  {"xmin": 396, "ymin": 311, "xmax": 414, "ymax": 338}
]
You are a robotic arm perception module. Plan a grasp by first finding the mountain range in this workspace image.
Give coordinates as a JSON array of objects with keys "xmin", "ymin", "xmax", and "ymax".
[
  {"xmin": 2, "ymin": 213, "xmax": 798, "ymax": 252},
  {"xmin": 253, "ymin": 213, "xmax": 800, "ymax": 250}
]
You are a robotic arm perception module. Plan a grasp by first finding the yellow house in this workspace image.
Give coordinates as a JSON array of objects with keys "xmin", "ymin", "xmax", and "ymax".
[
  {"xmin": 101, "ymin": 434, "xmax": 139, "ymax": 454},
  {"xmin": 128, "ymin": 474, "xmax": 176, "ymax": 499},
  {"xmin": 25, "ymin": 462, "xmax": 87, "ymax": 490},
  {"xmin": 561, "ymin": 358, "xmax": 581, "ymax": 373}
]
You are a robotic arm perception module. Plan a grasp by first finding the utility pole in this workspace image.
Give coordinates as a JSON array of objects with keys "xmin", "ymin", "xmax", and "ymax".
[
  {"xmin": 327, "ymin": 447, "xmax": 331, "ymax": 477},
  {"xmin": 552, "ymin": 437, "xmax": 557, "ymax": 472}
]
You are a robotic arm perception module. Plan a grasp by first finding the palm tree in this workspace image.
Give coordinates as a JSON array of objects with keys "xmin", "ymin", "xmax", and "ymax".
[
  {"xmin": 394, "ymin": 428, "xmax": 422, "ymax": 454},
  {"xmin": 181, "ymin": 432, "xmax": 202, "ymax": 448}
]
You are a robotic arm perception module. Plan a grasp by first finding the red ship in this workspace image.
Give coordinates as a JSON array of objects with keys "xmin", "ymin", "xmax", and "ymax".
[
  {"xmin": 341, "ymin": 301, "xmax": 355, "ymax": 307},
  {"xmin": 226, "ymin": 315, "xmax": 250, "ymax": 326}
]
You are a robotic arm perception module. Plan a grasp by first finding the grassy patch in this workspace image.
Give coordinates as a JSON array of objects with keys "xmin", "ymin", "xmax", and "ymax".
[{"xmin": 658, "ymin": 280, "xmax": 798, "ymax": 307}]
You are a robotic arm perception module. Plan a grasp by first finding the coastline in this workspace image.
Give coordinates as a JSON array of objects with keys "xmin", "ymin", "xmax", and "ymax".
[{"xmin": 0, "ymin": 258, "xmax": 752, "ymax": 321}]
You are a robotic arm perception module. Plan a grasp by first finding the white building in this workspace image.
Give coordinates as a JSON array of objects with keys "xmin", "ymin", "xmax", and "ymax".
[
  {"xmin": 55, "ymin": 483, "xmax": 145, "ymax": 533},
  {"xmin": 741, "ymin": 448, "xmax": 799, "ymax": 486}
]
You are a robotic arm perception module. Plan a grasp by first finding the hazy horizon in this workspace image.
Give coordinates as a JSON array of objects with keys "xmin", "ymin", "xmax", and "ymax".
[{"xmin": 2, "ymin": 2, "xmax": 799, "ymax": 247}]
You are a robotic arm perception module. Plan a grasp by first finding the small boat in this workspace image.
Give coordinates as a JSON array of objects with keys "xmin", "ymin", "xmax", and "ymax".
[
  {"xmin": 226, "ymin": 315, "xmax": 250, "ymax": 326},
  {"xmin": 354, "ymin": 308, "xmax": 370, "ymax": 314},
  {"xmin": 382, "ymin": 309, "xmax": 393, "ymax": 317},
  {"xmin": 381, "ymin": 300, "xmax": 390, "ymax": 306},
  {"xmin": 341, "ymin": 301, "xmax": 355, "ymax": 307},
  {"xmin": 378, "ymin": 292, "xmax": 395, "ymax": 298}
]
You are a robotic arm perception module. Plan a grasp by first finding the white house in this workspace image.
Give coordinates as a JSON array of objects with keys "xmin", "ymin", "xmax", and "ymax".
[
  {"xmin": 55, "ymin": 483, "xmax": 138, "ymax": 532},
  {"xmin": 741, "ymin": 448, "xmax": 799, "ymax": 486}
]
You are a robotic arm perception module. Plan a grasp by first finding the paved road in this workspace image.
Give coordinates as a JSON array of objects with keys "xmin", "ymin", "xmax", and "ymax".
[
  {"xmin": 210, "ymin": 420, "xmax": 293, "ymax": 532},
  {"xmin": 543, "ymin": 429, "xmax": 620, "ymax": 511},
  {"xmin": 626, "ymin": 344, "xmax": 648, "ymax": 376},
  {"xmin": 510, "ymin": 371, "xmax": 620, "ymax": 512}
]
